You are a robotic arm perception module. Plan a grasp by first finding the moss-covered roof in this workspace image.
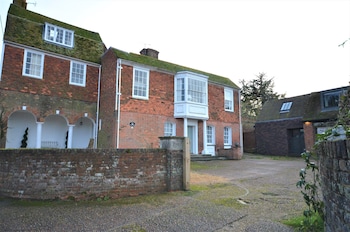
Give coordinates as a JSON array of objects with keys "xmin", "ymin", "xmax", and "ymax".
[
  {"xmin": 257, "ymin": 94, "xmax": 310, "ymax": 122},
  {"xmin": 257, "ymin": 86, "xmax": 348, "ymax": 123},
  {"xmin": 4, "ymin": 4, "xmax": 105, "ymax": 63},
  {"xmin": 112, "ymin": 48, "xmax": 239, "ymax": 89}
]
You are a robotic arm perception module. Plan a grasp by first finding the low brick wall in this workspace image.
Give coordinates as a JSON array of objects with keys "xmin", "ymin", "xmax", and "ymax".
[
  {"xmin": 318, "ymin": 140, "xmax": 350, "ymax": 232},
  {"xmin": 0, "ymin": 146, "xmax": 185, "ymax": 200}
]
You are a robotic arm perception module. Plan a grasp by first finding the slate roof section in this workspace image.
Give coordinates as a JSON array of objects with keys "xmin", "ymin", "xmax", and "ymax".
[
  {"xmin": 257, "ymin": 94, "xmax": 310, "ymax": 122},
  {"xmin": 111, "ymin": 48, "xmax": 240, "ymax": 89},
  {"xmin": 4, "ymin": 4, "xmax": 105, "ymax": 64},
  {"xmin": 303, "ymin": 86, "xmax": 347, "ymax": 122},
  {"xmin": 257, "ymin": 86, "xmax": 348, "ymax": 123}
]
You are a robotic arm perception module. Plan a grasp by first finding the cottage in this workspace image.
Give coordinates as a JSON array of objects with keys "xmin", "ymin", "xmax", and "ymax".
[
  {"xmin": 255, "ymin": 86, "xmax": 347, "ymax": 156},
  {"xmin": 0, "ymin": 1, "xmax": 243, "ymax": 159}
]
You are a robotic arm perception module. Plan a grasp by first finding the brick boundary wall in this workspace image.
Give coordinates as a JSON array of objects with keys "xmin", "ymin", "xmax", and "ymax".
[
  {"xmin": 318, "ymin": 140, "xmax": 350, "ymax": 232},
  {"xmin": 0, "ymin": 137, "xmax": 187, "ymax": 200}
]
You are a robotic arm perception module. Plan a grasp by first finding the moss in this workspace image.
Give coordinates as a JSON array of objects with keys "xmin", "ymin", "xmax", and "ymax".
[
  {"xmin": 5, "ymin": 4, "xmax": 105, "ymax": 63},
  {"xmin": 113, "ymin": 48, "xmax": 239, "ymax": 88}
]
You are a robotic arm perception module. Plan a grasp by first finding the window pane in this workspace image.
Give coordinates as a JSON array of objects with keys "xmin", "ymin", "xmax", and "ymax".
[
  {"xmin": 133, "ymin": 69, "xmax": 148, "ymax": 98},
  {"xmin": 225, "ymin": 89, "xmax": 233, "ymax": 111},
  {"xmin": 24, "ymin": 51, "xmax": 43, "ymax": 78},
  {"xmin": 55, "ymin": 28, "xmax": 63, "ymax": 43},
  {"xmin": 188, "ymin": 78, "xmax": 206, "ymax": 103},
  {"xmin": 70, "ymin": 62, "xmax": 86, "ymax": 86}
]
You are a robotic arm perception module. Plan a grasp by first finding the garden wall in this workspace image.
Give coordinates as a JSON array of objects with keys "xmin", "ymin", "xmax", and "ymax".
[
  {"xmin": 0, "ymin": 137, "xmax": 188, "ymax": 200},
  {"xmin": 318, "ymin": 140, "xmax": 350, "ymax": 232}
]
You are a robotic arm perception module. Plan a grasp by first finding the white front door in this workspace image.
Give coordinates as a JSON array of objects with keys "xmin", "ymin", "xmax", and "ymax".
[{"xmin": 187, "ymin": 120, "xmax": 198, "ymax": 154}]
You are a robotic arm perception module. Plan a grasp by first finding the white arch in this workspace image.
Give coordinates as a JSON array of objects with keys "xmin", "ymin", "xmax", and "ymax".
[
  {"xmin": 41, "ymin": 115, "xmax": 69, "ymax": 148},
  {"xmin": 6, "ymin": 110, "xmax": 37, "ymax": 148},
  {"xmin": 72, "ymin": 117, "xmax": 95, "ymax": 148}
]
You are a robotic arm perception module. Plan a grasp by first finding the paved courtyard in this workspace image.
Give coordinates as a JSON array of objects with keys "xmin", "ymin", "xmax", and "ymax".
[{"xmin": 0, "ymin": 154, "xmax": 306, "ymax": 231}]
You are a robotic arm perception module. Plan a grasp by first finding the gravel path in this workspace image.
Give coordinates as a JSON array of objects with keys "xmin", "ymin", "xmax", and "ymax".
[{"xmin": 0, "ymin": 154, "xmax": 306, "ymax": 231}]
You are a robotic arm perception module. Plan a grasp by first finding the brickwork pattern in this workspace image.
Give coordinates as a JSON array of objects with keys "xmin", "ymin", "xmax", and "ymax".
[
  {"xmin": 255, "ymin": 118, "xmax": 303, "ymax": 156},
  {"xmin": 0, "ymin": 148, "xmax": 183, "ymax": 200},
  {"xmin": 318, "ymin": 140, "xmax": 350, "ymax": 232}
]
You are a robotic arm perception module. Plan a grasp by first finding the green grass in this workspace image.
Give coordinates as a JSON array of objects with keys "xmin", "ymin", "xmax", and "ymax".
[
  {"xmin": 190, "ymin": 161, "xmax": 226, "ymax": 171},
  {"xmin": 282, "ymin": 212, "xmax": 324, "ymax": 232}
]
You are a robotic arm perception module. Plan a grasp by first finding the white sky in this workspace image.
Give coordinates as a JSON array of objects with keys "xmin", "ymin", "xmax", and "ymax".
[{"xmin": 1, "ymin": 0, "xmax": 349, "ymax": 97}]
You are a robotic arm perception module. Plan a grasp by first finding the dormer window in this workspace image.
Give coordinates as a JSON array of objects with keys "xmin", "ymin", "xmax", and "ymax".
[
  {"xmin": 322, "ymin": 90, "xmax": 342, "ymax": 111},
  {"xmin": 280, "ymin": 102, "xmax": 292, "ymax": 113},
  {"xmin": 44, "ymin": 23, "xmax": 74, "ymax": 48}
]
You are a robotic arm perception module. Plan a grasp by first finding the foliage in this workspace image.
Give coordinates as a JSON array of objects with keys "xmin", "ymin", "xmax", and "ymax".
[
  {"xmin": 295, "ymin": 85, "xmax": 350, "ymax": 231},
  {"xmin": 0, "ymin": 106, "xmax": 7, "ymax": 140},
  {"xmin": 20, "ymin": 127, "xmax": 29, "ymax": 148},
  {"xmin": 240, "ymin": 72, "xmax": 285, "ymax": 118},
  {"xmin": 296, "ymin": 151, "xmax": 324, "ymax": 232}
]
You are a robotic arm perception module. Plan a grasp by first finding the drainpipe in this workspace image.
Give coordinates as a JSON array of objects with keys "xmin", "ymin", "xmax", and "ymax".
[
  {"xmin": 238, "ymin": 90, "xmax": 243, "ymax": 155},
  {"xmin": 116, "ymin": 59, "xmax": 122, "ymax": 149},
  {"xmin": 95, "ymin": 65, "xmax": 101, "ymax": 148}
]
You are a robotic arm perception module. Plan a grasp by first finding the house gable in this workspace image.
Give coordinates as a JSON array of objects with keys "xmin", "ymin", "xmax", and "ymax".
[{"xmin": 4, "ymin": 4, "xmax": 105, "ymax": 63}]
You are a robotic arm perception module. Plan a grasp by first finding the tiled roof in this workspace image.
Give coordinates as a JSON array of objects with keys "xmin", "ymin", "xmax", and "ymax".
[
  {"xmin": 4, "ymin": 4, "xmax": 105, "ymax": 63},
  {"xmin": 257, "ymin": 94, "xmax": 310, "ymax": 122},
  {"xmin": 112, "ymin": 48, "xmax": 240, "ymax": 89},
  {"xmin": 257, "ymin": 86, "xmax": 348, "ymax": 123}
]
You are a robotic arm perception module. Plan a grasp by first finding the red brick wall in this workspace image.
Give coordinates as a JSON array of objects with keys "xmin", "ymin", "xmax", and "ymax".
[
  {"xmin": 303, "ymin": 122, "xmax": 316, "ymax": 151},
  {"xmin": 1, "ymin": 45, "xmax": 99, "ymax": 102},
  {"xmin": 98, "ymin": 49, "xmax": 241, "ymax": 152},
  {"xmin": 0, "ymin": 44, "xmax": 99, "ymax": 125},
  {"xmin": 0, "ymin": 148, "xmax": 184, "ymax": 200},
  {"xmin": 99, "ymin": 49, "xmax": 118, "ymax": 148},
  {"xmin": 255, "ymin": 118, "xmax": 303, "ymax": 156}
]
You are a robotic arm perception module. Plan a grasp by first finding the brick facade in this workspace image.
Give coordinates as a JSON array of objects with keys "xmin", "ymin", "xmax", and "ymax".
[
  {"xmin": 255, "ymin": 118, "xmax": 303, "ymax": 156},
  {"xmin": 98, "ymin": 49, "xmax": 242, "ymax": 157},
  {"xmin": 1, "ymin": 44, "xmax": 99, "ymax": 124}
]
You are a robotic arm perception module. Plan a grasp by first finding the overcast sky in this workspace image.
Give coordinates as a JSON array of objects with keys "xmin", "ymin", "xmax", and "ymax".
[{"xmin": 1, "ymin": 0, "xmax": 349, "ymax": 97}]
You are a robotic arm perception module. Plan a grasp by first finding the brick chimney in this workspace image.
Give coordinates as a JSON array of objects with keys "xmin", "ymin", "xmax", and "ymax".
[
  {"xmin": 13, "ymin": 0, "xmax": 27, "ymax": 9},
  {"xmin": 140, "ymin": 48, "xmax": 159, "ymax": 59}
]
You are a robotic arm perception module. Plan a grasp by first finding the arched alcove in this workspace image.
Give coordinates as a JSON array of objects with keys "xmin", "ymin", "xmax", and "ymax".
[
  {"xmin": 72, "ymin": 117, "xmax": 95, "ymax": 148},
  {"xmin": 6, "ymin": 110, "xmax": 37, "ymax": 148},
  {"xmin": 41, "ymin": 115, "xmax": 68, "ymax": 148}
]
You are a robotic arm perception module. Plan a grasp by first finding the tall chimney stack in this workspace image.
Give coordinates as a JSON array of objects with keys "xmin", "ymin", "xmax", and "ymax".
[
  {"xmin": 13, "ymin": 0, "xmax": 27, "ymax": 9},
  {"xmin": 140, "ymin": 48, "xmax": 159, "ymax": 59}
]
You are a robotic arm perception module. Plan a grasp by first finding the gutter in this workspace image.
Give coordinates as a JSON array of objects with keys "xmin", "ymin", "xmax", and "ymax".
[
  {"xmin": 95, "ymin": 65, "xmax": 101, "ymax": 148},
  {"xmin": 239, "ymin": 90, "xmax": 243, "ymax": 154},
  {"xmin": 116, "ymin": 58, "xmax": 122, "ymax": 148}
]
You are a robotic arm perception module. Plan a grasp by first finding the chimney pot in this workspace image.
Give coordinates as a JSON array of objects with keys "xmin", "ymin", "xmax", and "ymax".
[{"xmin": 140, "ymin": 48, "xmax": 159, "ymax": 59}]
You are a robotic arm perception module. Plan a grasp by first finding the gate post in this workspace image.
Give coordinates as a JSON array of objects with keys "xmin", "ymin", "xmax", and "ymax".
[{"xmin": 183, "ymin": 137, "xmax": 190, "ymax": 191}]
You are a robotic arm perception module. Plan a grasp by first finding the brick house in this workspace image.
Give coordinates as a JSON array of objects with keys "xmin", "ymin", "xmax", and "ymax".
[
  {"xmin": 255, "ymin": 86, "xmax": 347, "ymax": 156},
  {"xmin": 0, "ymin": 2, "xmax": 105, "ymax": 148},
  {"xmin": 0, "ymin": 1, "xmax": 243, "ymax": 159}
]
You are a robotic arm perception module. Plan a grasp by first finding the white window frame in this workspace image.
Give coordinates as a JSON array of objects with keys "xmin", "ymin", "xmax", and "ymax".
[
  {"xmin": 280, "ymin": 101, "xmax": 293, "ymax": 112},
  {"xmin": 44, "ymin": 23, "xmax": 74, "ymax": 48},
  {"xmin": 164, "ymin": 122, "xmax": 176, "ymax": 136},
  {"xmin": 187, "ymin": 78, "xmax": 207, "ymax": 104},
  {"xmin": 207, "ymin": 125, "xmax": 215, "ymax": 145},
  {"xmin": 132, "ymin": 67, "xmax": 149, "ymax": 100},
  {"xmin": 175, "ymin": 77, "xmax": 185, "ymax": 102},
  {"xmin": 69, "ymin": 61, "xmax": 86, "ymax": 87},
  {"xmin": 22, "ymin": 50, "xmax": 44, "ymax": 79},
  {"xmin": 224, "ymin": 88, "xmax": 234, "ymax": 112},
  {"xmin": 224, "ymin": 127, "xmax": 232, "ymax": 149}
]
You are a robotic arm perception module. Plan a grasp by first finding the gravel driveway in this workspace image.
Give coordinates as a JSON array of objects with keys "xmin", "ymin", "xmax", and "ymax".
[{"xmin": 0, "ymin": 154, "xmax": 306, "ymax": 232}]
